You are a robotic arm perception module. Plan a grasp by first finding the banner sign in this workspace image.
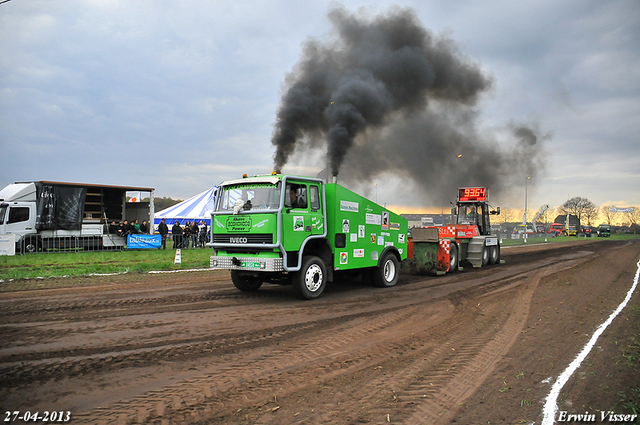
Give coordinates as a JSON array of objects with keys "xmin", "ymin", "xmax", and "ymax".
[
  {"xmin": 0, "ymin": 234, "xmax": 16, "ymax": 256},
  {"xmin": 610, "ymin": 207, "xmax": 634, "ymax": 213},
  {"xmin": 127, "ymin": 234, "xmax": 161, "ymax": 249}
]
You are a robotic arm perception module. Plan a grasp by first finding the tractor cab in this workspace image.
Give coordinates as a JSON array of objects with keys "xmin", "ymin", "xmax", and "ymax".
[{"xmin": 452, "ymin": 187, "xmax": 500, "ymax": 236}]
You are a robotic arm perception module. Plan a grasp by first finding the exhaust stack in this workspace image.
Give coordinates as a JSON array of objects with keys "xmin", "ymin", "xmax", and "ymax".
[{"xmin": 332, "ymin": 175, "xmax": 337, "ymax": 184}]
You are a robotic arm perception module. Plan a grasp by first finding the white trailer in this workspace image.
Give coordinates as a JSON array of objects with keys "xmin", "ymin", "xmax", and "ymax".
[{"xmin": 0, "ymin": 181, "xmax": 154, "ymax": 253}]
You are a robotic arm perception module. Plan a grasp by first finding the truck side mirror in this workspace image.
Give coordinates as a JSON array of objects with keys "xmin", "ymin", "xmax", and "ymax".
[{"xmin": 451, "ymin": 207, "xmax": 457, "ymax": 215}]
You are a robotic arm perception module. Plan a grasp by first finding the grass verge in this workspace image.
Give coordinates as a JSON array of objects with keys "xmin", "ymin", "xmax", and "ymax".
[
  {"xmin": 500, "ymin": 233, "xmax": 640, "ymax": 247},
  {"xmin": 0, "ymin": 248, "xmax": 214, "ymax": 290}
]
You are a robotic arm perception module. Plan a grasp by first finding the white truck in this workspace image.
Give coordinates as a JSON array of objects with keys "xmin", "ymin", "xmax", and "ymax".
[{"xmin": 0, "ymin": 181, "xmax": 155, "ymax": 253}]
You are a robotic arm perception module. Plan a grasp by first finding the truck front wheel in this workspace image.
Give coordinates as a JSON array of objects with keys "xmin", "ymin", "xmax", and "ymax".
[
  {"xmin": 231, "ymin": 271, "xmax": 263, "ymax": 292},
  {"xmin": 22, "ymin": 236, "xmax": 41, "ymax": 253},
  {"xmin": 372, "ymin": 253, "xmax": 399, "ymax": 287},
  {"xmin": 293, "ymin": 256, "xmax": 326, "ymax": 300}
]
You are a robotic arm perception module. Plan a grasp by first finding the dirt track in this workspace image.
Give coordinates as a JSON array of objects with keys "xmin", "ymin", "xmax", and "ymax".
[{"xmin": 1, "ymin": 239, "xmax": 639, "ymax": 425}]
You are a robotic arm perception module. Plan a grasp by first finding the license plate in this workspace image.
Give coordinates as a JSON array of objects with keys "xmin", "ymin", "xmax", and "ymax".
[{"xmin": 242, "ymin": 261, "xmax": 260, "ymax": 268}]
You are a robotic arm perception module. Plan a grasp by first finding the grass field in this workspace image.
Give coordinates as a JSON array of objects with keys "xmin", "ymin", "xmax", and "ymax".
[
  {"xmin": 0, "ymin": 248, "xmax": 214, "ymax": 288},
  {"xmin": 499, "ymin": 233, "xmax": 639, "ymax": 246}
]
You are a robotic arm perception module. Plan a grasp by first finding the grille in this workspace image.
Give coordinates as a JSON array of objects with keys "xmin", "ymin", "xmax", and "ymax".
[{"xmin": 212, "ymin": 233, "xmax": 273, "ymax": 244}]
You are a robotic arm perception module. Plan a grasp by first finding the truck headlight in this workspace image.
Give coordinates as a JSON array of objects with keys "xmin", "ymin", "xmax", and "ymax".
[{"xmin": 260, "ymin": 262, "xmax": 266, "ymax": 269}]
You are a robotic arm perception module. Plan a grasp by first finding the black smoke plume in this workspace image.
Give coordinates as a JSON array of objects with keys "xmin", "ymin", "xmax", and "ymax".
[{"xmin": 271, "ymin": 6, "xmax": 547, "ymax": 204}]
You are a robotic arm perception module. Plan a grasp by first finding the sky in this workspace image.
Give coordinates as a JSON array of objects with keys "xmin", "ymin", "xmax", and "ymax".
[{"xmin": 1, "ymin": 0, "xmax": 639, "ymax": 214}]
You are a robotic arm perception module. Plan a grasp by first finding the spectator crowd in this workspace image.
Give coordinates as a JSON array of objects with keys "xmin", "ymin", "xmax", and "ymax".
[{"xmin": 108, "ymin": 218, "xmax": 209, "ymax": 250}]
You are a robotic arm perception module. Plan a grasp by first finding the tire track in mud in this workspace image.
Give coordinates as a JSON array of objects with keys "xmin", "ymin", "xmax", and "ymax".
[
  {"xmin": 70, "ymin": 265, "xmax": 562, "ymax": 425},
  {"xmin": 0, "ymin": 246, "xmax": 598, "ymax": 424},
  {"xmin": 352, "ymin": 261, "xmax": 587, "ymax": 425},
  {"xmin": 71, "ymin": 305, "xmax": 429, "ymax": 424}
]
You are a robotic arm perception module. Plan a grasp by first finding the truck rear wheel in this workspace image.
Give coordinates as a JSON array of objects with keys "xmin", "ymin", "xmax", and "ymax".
[
  {"xmin": 231, "ymin": 271, "xmax": 263, "ymax": 292},
  {"xmin": 293, "ymin": 256, "xmax": 326, "ymax": 300},
  {"xmin": 372, "ymin": 252, "xmax": 399, "ymax": 287}
]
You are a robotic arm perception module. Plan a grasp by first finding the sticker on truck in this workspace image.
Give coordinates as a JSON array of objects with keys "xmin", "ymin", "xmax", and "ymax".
[
  {"xmin": 366, "ymin": 213, "xmax": 381, "ymax": 225},
  {"xmin": 340, "ymin": 200, "xmax": 359, "ymax": 212},
  {"xmin": 340, "ymin": 252, "xmax": 348, "ymax": 264}
]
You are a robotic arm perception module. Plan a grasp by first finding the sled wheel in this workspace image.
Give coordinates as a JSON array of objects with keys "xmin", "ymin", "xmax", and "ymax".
[
  {"xmin": 489, "ymin": 244, "xmax": 500, "ymax": 265},
  {"xmin": 449, "ymin": 242, "xmax": 459, "ymax": 272},
  {"xmin": 481, "ymin": 244, "xmax": 489, "ymax": 266},
  {"xmin": 372, "ymin": 252, "xmax": 399, "ymax": 287},
  {"xmin": 231, "ymin": 271, "xmax": 263, "ymax": 292},
  {"xmin": 293, "ymin": 256, "xmax": 326, "ymax": 300}
]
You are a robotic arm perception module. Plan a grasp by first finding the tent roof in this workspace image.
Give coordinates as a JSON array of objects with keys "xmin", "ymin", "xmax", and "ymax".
[{"xmin": 156, "ymin": 187, "xmax": 216, "ymax": 220}]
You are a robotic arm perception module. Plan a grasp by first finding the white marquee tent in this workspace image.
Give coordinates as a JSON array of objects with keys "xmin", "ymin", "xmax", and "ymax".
[{"xmin": 154, "ymin": 187, "xmax": 216, "ymax": 231}]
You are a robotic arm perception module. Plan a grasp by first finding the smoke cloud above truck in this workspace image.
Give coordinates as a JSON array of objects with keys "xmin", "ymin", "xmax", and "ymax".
[{"xmin": 271, "ymin": 5, "xmax": 547, "ymax": 204}]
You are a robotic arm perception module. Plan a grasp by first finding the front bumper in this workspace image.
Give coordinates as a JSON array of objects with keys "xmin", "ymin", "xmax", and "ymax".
[{"xmin": 210, "ymin": 255, "xmax": 284, "ymax": 272}]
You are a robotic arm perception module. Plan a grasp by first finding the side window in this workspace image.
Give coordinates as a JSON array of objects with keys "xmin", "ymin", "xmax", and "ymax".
[
  {"xmin": 8, "ymin": 207, "xmax": 30, "ymax": 224},
  {"xmin": 286, "ymin": 183, "xmax": 307, "ymax": 209},
  {"xmin": 310, "ymin": 185, "xmax": 320, "ymax": 211}
]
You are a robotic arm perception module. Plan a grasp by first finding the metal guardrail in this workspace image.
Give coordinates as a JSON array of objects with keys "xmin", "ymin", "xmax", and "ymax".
[
  {"xmin": 15, "ymin": 234, "xmax": 126, "ymax": 254},
  {"xmin": 14, "ymin": 232, "xmax": 211, "ymax": 254}
]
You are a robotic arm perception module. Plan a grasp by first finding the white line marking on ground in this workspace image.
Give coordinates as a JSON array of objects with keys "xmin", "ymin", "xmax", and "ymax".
[{"xmin": 541, "ymin": 259, "xmax": 640, "ymax": 424}]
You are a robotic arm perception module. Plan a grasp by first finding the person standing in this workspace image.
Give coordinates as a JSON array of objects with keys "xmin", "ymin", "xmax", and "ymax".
[
  {"xmin": 183, "ymin": 221, "xmax": 191, "ymax": 249},
  {"xmin": 172, "ymin": 221, "xmax": 183, "ymax": 249},
  {"xmin": 140, "ymin": 220, "xmax": 148, "ymax": 234},
  {"xmin": 198, "ymin": 220, "xmax": 208, "ymax": 248},
  {"xmin": 158, "ymin": 218, "xmax": 169, "ymax": 250},
  {"xmin": 191, "ymin": 221, "xmax": 199, "ymax": 248}
]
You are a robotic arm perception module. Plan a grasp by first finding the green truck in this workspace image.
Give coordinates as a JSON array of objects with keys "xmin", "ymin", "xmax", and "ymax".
[{"xmin": 209, "ymin": 173, "xmax": 408, "ymax": 299}]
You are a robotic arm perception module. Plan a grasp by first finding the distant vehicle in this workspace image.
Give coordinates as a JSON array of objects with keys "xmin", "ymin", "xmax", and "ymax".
[
  {"xmin": 513, "ymin": 224, "xmax": 534, "ymax": 234},
  {"xmin": 490, "ymin": 224, "xmax": 503, "ymax": 234},
  {"xmin": 554, "ymin": 214, "xmax": 580, "ymax": 237},
  {"xmin": 597, "ymin": 224, "xmax": 611, "ymax": 237},
  {"xmin": 549, "ymin": 223, "xmax": 564, "ymax": 236},
  {"xmin": 535, "ymin": 224, "xmax": 545, "ymax": 233},
  {"xmin": 581, "ymin": 225, "xmax": 593, "ymax": 237}
]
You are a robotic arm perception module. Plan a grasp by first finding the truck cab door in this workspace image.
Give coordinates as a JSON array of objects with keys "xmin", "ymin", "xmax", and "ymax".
[
  {"xmin": 282, "ymin": 182, "xmax": 324, "ymax": 253},
  {"xmin": 3, "ymin": 204, "xmax": 36, "ymax": 240}
]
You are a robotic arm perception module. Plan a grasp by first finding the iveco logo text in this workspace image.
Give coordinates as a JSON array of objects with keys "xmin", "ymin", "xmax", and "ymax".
[{"xmin": 230, "ymin": 237, "xmax": 248, "ymax": 244}]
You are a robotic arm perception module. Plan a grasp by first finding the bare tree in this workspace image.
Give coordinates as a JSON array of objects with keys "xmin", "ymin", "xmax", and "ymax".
[
  {"xmin": 559, "ymin": 197, "xmax": 598, "ymax": 225},
  {"xmin": 627, "ymin": 207, "xmax": 640, "ymax": 234},
  {"xmin": 600, "ymin": 205, "xmax": 620, "ymax": 226},
  {"xmin": 498, "ymin": 208, "xmax": 516, "ymax": 225}
]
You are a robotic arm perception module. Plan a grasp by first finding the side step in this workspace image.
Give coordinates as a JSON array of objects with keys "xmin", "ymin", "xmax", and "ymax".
[{"xmin": 466, "ymin": 237, "xmax": 486, "ymax": 268}]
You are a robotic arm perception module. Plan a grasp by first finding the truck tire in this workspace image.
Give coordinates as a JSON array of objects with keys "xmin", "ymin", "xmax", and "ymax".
[
  {"xmin": 481, "ymin": 243, "xmax": 489, "ymax": 266},
  {"xmin": 230, "ymin": 271, "xmax": 263, "ymax": 292},
  {"xmin": 293, "ymin": 256, "xmax": 326, "ymax": 300},
  {"xmin": 489, "ymin": 244, "xmax": 500, "ymax": 265},
  {"xmin": 372, "ymin": 252, "xmax": 399, "ymax": 287},
  {"xmin": 449, "ymin": 243, "xmax": 458, "ymax": 272},
  {"xmin": 23, "ymin": 236, "xmax": 41, "ymax": 253}
]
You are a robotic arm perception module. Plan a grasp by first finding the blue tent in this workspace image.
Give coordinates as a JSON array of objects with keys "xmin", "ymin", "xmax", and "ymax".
[{"xmin": 154, "ymin": 187, "xmax": 216, "ymax": 231}]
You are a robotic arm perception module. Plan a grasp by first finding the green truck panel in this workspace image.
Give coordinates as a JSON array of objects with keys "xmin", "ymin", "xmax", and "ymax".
[{"xmin": 325, "ymin": 183, "xmax": 408, "ymax": 271}]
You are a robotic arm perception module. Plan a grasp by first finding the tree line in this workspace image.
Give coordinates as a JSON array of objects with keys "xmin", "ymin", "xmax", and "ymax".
[{"xmin": 498, "ymin": 196, "xmax": 639, "ymax": 230}]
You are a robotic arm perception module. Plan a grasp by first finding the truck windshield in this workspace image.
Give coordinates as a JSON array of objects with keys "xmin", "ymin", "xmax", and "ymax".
[
  {"xmin": 216, "ymin": 183, "xmax": 281, "ymax": 212},
  {"xmin": 457, "ymin": 204, "xmax": 479, "ymax": 225}
]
